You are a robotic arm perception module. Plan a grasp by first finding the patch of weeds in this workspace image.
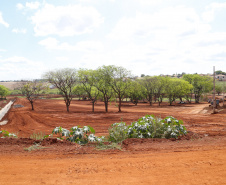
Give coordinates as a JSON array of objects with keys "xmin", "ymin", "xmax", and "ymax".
[
  {"xmin": 24, "ymin": 143, "xmax": 46, "ymax": 152},
  {"xmin": 30, "ymin": 132, "xmax": 47, "ymax": 140},
  {"xmin": 96, "ymin": 142, "xmax": 122, "ymax": 151},
  {"xmin": 0, "ymin": 130, "xmax": 17, "ymax": 138}
]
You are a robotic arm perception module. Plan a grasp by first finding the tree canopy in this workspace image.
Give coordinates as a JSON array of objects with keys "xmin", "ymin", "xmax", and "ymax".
[
  {"xmin": 0, "ymin": 85, "xmax": 10, "ymax": 99},
  {"xmin": 43, "ymin": 68, "xmax": 77, "ymax": 112}
]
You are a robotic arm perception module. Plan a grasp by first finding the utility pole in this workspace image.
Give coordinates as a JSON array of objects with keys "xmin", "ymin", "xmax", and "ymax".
[{"xmin": 213, "ymin": 66, "xmax": 216, "ymax": 114}]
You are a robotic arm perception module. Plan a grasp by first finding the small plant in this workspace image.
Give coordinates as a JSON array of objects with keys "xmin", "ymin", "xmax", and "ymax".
[
  {"xmin": 0, "ymin": 130, "xmax": 17, "ymax": 138},
  {"xmin": 51, "ymin": 125, "xmax": 103, "ymax": 145},
  {"xmin": 108, "ymin": 122, "xmax": 128, "ymax": 143},
  {"xmin": 30, "ymin": 132, "xmax": 47, "ymax": 140},
  {"xmin": 24, "ymin": 143, "xmax": 46, "ymax": 152},
  {"xmin": 96, "ymin": 142, "xmax": 122, "ymax": 150}
]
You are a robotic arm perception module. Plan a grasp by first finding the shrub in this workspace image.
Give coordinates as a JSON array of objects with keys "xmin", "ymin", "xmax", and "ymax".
[
  {"xmin": 108, "ymin": 115, "xmax": 187, "ymax": 143},
  {"xmin": 51, "ymin": 126, "xmax": 104, "ymax": 145},
  {"xmin": 108, "ymin": 122, "xmax": 128, "ymax": 143}
]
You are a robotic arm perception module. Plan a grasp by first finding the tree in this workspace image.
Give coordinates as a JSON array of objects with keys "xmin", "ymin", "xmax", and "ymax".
[
  {"xmin": 0, "ymin": 85, "xmax": 10, "ymax": 99},
  {"xmin": 93, "ymin": 66, "xmax": 114, "ymax": 112},
  {"xmin": 127, "ymin": 80, "xmax": 145, "ymax": 105},
  {"xmin": 21, "ymin": 81, "xmax": 47, "ymax": 110},
  {"xmin": 105, "ymin": 65, "xmax": 132, "ymax": 112},
  {"xmin": 215, "ymin": 84, "xmax": 223, "ymax": 95},
  {"xmin": 153, "ymin": 76, "xmax": 166, "ymax": 106},
  {"xmin": 72, "ymin": 85, "xmax": 87, "ymax": 100},
  {"xmin": 43, "ymin": 68, "xmax": 77, "ymax": 112},
  {"xmin": 216, "ymin": 70, "xmax": 226, "ymax": 75},
  {"xmin": 77, "ymin": 69, "xmax": 100, "ymax": 112},
  {"xmin": 164, "ymin": 78, "xmax": 192, "ymax": 105},
  {"xmin": 183, "ymin": 74, "xmax": 213, "ymax": 103},
  {"xmin": 139, "ymin": 76, "xmax": 157, "ymax": 105}
]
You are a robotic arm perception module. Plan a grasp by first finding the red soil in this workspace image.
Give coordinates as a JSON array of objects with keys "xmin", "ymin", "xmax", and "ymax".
[{"xmin": 0, "ymin": 98, "xmax": 226, "ymax": 185}]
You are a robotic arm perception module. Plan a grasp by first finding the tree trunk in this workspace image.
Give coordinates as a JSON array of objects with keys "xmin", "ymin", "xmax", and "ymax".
[
  {"xmin": 118, "ymin": 97, "xmax": 121, "ymax": 112},
  {"xmin": 30, "ymin": 101, "xmax": 34, "ymax": 110},
  {"xmin": 66, "ymin": 104, "xmax": 69, "ymax": 112},
  {"xmin": 104, "ymin": 99, "xmax": 108, "ymax": 112},
  {"xmin": 92, "ymin": 101, "xmax": 95, "ymax": 112}
]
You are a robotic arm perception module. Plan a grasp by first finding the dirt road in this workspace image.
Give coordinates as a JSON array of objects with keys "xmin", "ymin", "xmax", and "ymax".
[{"xmin": 0, "ymin": 98, "xmax": 225, "ymax": 184}]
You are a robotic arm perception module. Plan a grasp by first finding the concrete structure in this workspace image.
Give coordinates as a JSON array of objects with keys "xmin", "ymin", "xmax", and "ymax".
[{"xmin": 216, "ymin": 75, "xmax": 226, "ymax": 81}]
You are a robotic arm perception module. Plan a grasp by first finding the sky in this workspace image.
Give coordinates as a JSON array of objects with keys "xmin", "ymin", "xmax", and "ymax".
[{"xmin": 0, "ymin": 0, "xmax": 226, "ymax": 81}]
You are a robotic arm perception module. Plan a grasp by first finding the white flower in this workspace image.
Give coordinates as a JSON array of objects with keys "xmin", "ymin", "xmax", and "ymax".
[
  {"xmin": 83, "ymin": 126, "xmax": 89, "ymax": 132},
  {"xmin": 167, "ymin": 118, "xmax": 171, "ymax": 123},
  {"xmin": 170, "ymin": 132, "xmax": 177, "ymax": 137},
  {"xmin": 71, "ymin": 126, "xmax": 78, "ymax": 130},
  {"xmin": 62, "ymin": 129, "xmax": 70, "ymax": 137},
  {"xmin": 75, "ymin": 130, "xmax": 83, "ymax": 136},
  {"xmin": 167, "ymin": 127, "xmax": 172, "ymax": 132},
  {"xmin": 88, "ymin": 134, "xmax": 96, "ymax": 142},
  {"xmin": 96, "ymin": 137, "xmax": 102, "ymax": 142}
]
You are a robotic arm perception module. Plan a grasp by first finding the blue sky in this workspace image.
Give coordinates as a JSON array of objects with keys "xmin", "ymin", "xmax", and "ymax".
[{"xmin": 0, "ymin": 0, "xmax": 226, "ymax": 80}]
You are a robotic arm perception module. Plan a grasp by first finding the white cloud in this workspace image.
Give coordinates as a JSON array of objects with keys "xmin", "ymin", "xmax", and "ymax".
[
  {"xmin": 17, "ymin": 2, "xmax": 40, "ymax": 10},
  {"xmin": 202, "ymin": 2, "xmax": 226, "ymax": 22},
  {"xmin": 0, "ymin": 49, "xmax": 6, "ymax": 52},
  {"xmin": 0, "ymin": 56, "xmax": 46, "ymax": 80},
  {"xmin": 16, "ymin": 3, "xmax": 24, "ymax": 10},
  {"xmin": 0, "ymin": 12, "xmax": 9, "ymax": 28},
  {"xmin": 12, "ymin": 28, "xmax": 27, "ymax": 34},
  {"xmin": 56, "ymin": 56, "xmax": 69, "ymax": 61},
  {"xmin": 39, "ymin": 37, "xmax": 104, "ymax": 52},
  {"xmin": 108, "ymin": 6, "xmax": 210, "ymax": 41},
  {"xmin": 26, "ymin": 2, "xmax": 40, "ymax": 9},
  {"xmin": 30, "ymin": 4, "xmax": 104, "ymax": 36},
  {"xmin": 135, "ymin": 0, "xmax": 162, "ymax": 6}
]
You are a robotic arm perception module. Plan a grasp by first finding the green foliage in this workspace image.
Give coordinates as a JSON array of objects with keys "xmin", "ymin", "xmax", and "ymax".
[
  {"xmin": 127, "ymin": 80, "xmax": 145, "ymax": 105},
  {"xmin": 183, "ymin": 74, "xmax": 213, "ymax": 103},
  {"xmin": 72, "ymin": 84, "xmax": 87, "ymax": 100},
  {"xmin": 164, "ymin": 78, "xmax": 193, "ymax": 105},
  {"xmin": 77, "ymin": 69, "xmax": 100, "ymax": 112},
  {"xmin": 51, "ymin": 125, "xmax": 103, "ymax": 145},
  {"xmin": 103, "ymin": 65, "xmax": 132, "ymax": 112},
  {"xmin": 108, "ymin": 122, "xmax": 128, "ymax": 143},
  {"xmin": 21, "ymin": 81, "xmax": 48, "ymax": 110},
  {"xmin": 93, "ymin": 66, "xmax": 115, "ymax": 112},
  {"xmin": 0, "ymin": 85, "xmax": 10, "ymax": 98},
  {"xmin": 139, "ymin": 76, "xmax": 158, "ymax": 105},
  {"xmin": 43, "ymin": 68, "xmax": 78, "ymax": 112},
  {"xmin": 0, "ymin": 130, "xmax": 17, "ymax": 138},
  {"xmin": 108, "ymin": 115, "xmax": 187, "ymax": 143},
  {"xmin": 216, "ymin": 70, "xmax": 226, "ymax": 75}
]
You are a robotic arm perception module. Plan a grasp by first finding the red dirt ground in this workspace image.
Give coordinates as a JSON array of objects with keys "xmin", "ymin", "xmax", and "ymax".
[{"xmin": 0, "ymin": 98, "xmax": 226, "ymax": 185}]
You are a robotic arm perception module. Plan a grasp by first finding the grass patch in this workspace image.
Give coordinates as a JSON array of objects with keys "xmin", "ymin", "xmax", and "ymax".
[
  {"xmin": 24, "ymin": 143, "xmax": 46, "ymax": 152},
  {"xmin": 96, "ymin": 142, "xmax": 122, "ymax": 150},
  {"xmin": 30, "ymin": 132, "xmax": 46, "ymax": 140}
]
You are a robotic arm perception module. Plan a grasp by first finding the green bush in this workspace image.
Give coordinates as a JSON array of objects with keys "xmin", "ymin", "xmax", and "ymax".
[
  {"xmin": 51, "ymin": 126, "xmax": 104, "ymax": 145},
  {"xmin": 108, "ymin": 115, "xmax": 187, "ymax": 143}
]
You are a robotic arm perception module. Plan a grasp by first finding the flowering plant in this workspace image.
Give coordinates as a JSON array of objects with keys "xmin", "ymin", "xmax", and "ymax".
[
  {"xmin": 52, "ymin": 125, "xmax": 104, "ymax": 145},
  {"xmin": 108, "ymin": 115, "xmax": 187, "ymax": 142}
]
